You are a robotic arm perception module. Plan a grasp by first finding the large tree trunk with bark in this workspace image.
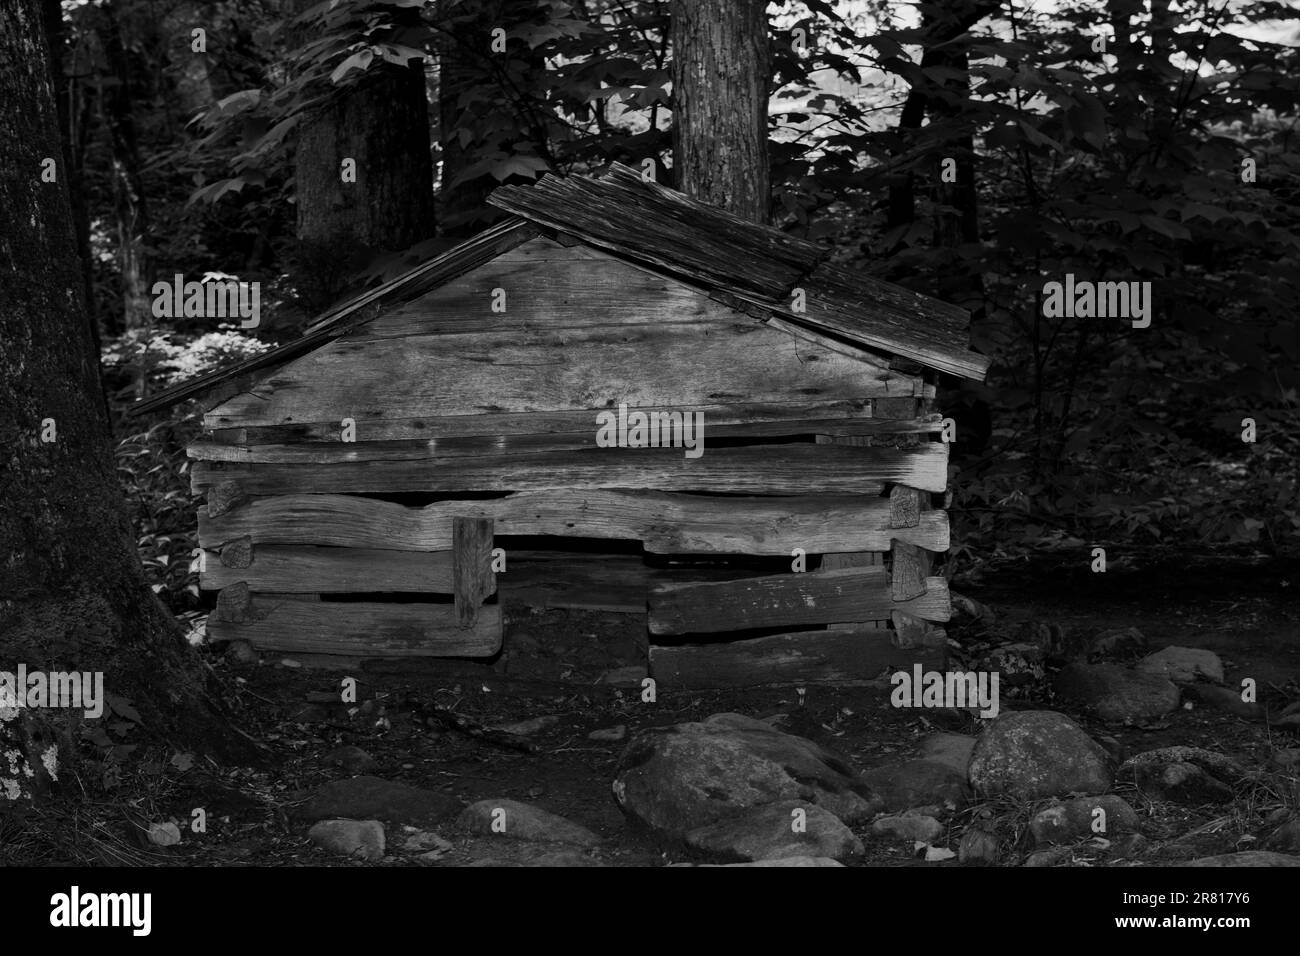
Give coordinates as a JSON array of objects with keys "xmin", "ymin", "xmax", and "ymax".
[
  {"xmin": 0, "ymin": 0, "xmax": 247, "ymax": 806},
  {"xmin": 670, "ymin": 0, "xmax": 770, "ymax": 223}
]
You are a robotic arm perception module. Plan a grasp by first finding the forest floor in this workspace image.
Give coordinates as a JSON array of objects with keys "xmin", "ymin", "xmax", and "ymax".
[{"xmin": 10, "ymin": 553, "xmax": 1300, "ymax": 867}]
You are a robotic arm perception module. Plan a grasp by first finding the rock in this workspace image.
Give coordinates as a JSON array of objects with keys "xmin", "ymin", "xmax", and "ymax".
[
  {"xmin": 1136, "ymin": 646, "xmax": 1225, "ymax": 684},
  {"xmin": 600, "ymin": 666, "xmax": 648, "ymax": 687},
  {"xmin": 1023, "ymin": 846, "xmax": 1073, "ymax": 867},
  {"xmin": 527, "ymin": 850, "xmax": 604, "ymax": 867},
  {"xmin": 457, "ymin": 799, "xmax": 601, "ymax": 846},
  {"xmin": 1271, "ymin": 748, "xmax": 1300, "ymax": 772},
  {"xmin": 1053, "ymin": 663, "xmax": 1180, "ymax": 723},
  {"xmin": 976, "ymin": 643, "xmax": 1046, "ymax": 687},
  {"xmin": 871, "ymin": 812, "xmax": 943, "ymax": 844},
  {"xmin": 225, "ymin": 640, "xmax": 258, "ymax": 663},
  {"xmin": 1087, "ymin": 627, "xmax": 1147, "ymax": 660},
  {"xmin": 612, "ymin": 713, "xmax": 878, "ymax": 839},
  {"xmin": 1184, "ymin": 685, "xmax": 1265, "ymax": 721},
  {"xmin": 684, "ymin": 801, "xmax": 863, "ymax": 863},
  {"xmin": 299, "ymin": 776, "xmax": 460, "ymax": 826},
  {"xmin": 1118, "ymin": 747, "xmax": 1245, "ymax": 805},
  {"xmin": 1185, "ymin": 851, "xmax": 1300, "ymax": 867},
  {"xmin": 1029, "ymin": 795, "xmax": 1139, "ymax": 846},
  {"xmin": 491, "ymin": 715, "xmax": 560, "ymax": 737},
  {"xmin": 969, "ymin": 711, "xmax": 1112, "ymax": 800},
  {"xmin": 949, "ymin": 592, "xmax": 996, "ymax": 623},
  {"xmin": 860, "ymin": 759, "xmax": 970, "ymax": 812},
  {"xmin": 402, "ymin": 830, "xmax": 453, "ymax": 856},
  {"xmin": 918, "ymin": 733, "xmax": 976, "ymax": 777},
  {"xmin": 692, "ymin": 856, "xmax": 847, "ymax": 867},
  {"xmin": 148, "ymin": 822, "xmax": 181, "ymax": 847},
  {"xmin": 308, "ymin": 820, "xmax": 385, "ymax": 861},
  {"xmin": 1093, "ymin": 734, "xmax": 1127, "ymax": 764},
  {"xmin": 958, "ymin": 824, "xmax": 1000, "ymax": 864},
  {"xmin": 588, "ymin": 724, "xmax": 628, "ymax": 743},
  {"xmin": 323, "ymin": 745, "xmax": 378, "ymax": 775},
  {"xmin": 1263, "ymin": 816, "xmax": 1300, "ymax": 853}
]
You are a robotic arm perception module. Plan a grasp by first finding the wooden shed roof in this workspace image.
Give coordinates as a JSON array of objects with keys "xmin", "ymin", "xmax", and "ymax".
[{"xmin": 132, "ymin": 164, "xmax": 987, "ymax": 416}]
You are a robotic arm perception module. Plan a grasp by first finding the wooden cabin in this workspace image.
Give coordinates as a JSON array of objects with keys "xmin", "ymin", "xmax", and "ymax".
[{"xmin": 135, "ymin": 164, "xmax": 990, "ymax": 688}]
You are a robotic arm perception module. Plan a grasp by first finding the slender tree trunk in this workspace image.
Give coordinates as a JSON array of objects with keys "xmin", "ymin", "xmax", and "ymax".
[
  {"xmin": 1, "ymin": 0, "xmax": 247, "ymax": 806},
  {"xmin": 97, "ymin": 0, "xmax": 153, "ymax": 347},
  {"xmin": 670, "ymin": 0, "xmax": 770, "ymax": 223}
]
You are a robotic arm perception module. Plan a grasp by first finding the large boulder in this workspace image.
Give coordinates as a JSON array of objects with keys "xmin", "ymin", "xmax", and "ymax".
[
  {"xmin": 1136, "ymin": 646, "xmax": 1225, "ymax": 684},
  {"xmin": 1053, "ymin": 663, "xmax": 1180, "ymax": 723},
  {"xmin": 1117, "ymin": 747, "xmax": 1245, "ymax": 805},
  {"xmin": 969, "ymin": 711, "xmax": 1112, "ymax": 800},
  {"xmin": 683, "ymin": 801, "xmax": 863, "ymax": 863},
  {"xmin": 1029, "ymin": 795, "xmax": 1139, "ymax": 846},
  {"xmin": 612, "ymin": 713, "xmax": 877, "ymax": 839},
  {"xmin": 860, "ymin": 759, "xmax": 970, "ymax": 811},
  {"xmin": 456, "ymin": 798, "xmax": 601, "ymax": 846}
]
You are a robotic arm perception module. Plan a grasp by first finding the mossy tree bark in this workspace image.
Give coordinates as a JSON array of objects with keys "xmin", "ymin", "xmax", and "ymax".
[{"xmin": 0, "ymin": 0, "xmax": 249, "ymax": 806}]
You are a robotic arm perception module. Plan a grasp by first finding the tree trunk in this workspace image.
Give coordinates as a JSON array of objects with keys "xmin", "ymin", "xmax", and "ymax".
[
  {"xmin": 0, "ymin": 0, "xmax": 248, "ymax": 806},
  {"xmin": 295, "ymin": 63, "xmax": 436, "ymax": 254},
  {"xmin": 670, "ymin": 0, "xmax": 770, "ymax": 223},
  {"xmin": 97, "ymin": 0, "xmax": 153, "ymax": 345}
]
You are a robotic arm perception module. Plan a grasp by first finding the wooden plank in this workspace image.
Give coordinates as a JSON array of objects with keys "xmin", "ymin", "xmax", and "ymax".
[
  {"xmin": 499, "ymin": 551, "xmax": 757, "ymax": 614},
  {"xmin": 648, "ymin": 567, "xmax": 951, "ymax": 635},
  {"xmin": 199, "ymin": 490, "xmax": 951, "ymax": 555},
  {"xmin": 890, "ymin": 540, "xmax": 932, "ymax": 601},
  {"xmin": 201, "ymin": 545, "xmax": 459, "ymax": 593},
  {"xmin": 648, "ymin": 626, "xmax": 944, "ymax": 689},
  {"xmin": 190, "ymin": 444, "xmax": 948, "ymax": 497},
  {"xmin": 453, "ymin": 517, "xmax": 495, "ymax": 628},
  {"xmin": 207, "ymin": 596, "xmax": 502, "ymax": 657},
  {"xmin": 190, "ymin": 416, "xmax": 945, "ymax": 463},
  {"xmin": 129, "ymin": 219, "xmax": 539, "ymax": 417},
  {"xmin": 206, "ymin": 403, "xmax": 936, "ymax": 444},
  {"xmin": 357, "ymin": 242, "xmax": 737, "ymax": 339},
  {"xmin": 204, "ymin": 320, "xmax": 912, "ymax": 429}
]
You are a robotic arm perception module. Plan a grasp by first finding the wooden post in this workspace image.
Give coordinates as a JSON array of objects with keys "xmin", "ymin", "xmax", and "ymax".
[{"xmin": 453, "ymin": 517, "xmax": 495, "ymax": 628}]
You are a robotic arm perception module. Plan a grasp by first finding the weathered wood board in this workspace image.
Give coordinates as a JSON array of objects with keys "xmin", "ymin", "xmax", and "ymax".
[
  {"xmin": 648, "ymin": 567, "xmax": 951, "ymax": 635},
  {"xmin": 191, "ymin": 443, "xmax": 947, "ymax": 497},
  {"xmin": 200, "ymin": 544, "xmax": 460, "ymax": 593},
  {"xmin": 190, "ymin": 416, "xmax": 943, "ymax": 462},
  {"xmin": 206, "ymin": 401, "xmax": 935, "ymax": 444},
  {"xmin": 205, "ymin": 320, "xmax": 918, "ymax": 429},
  {"xmin": 648, "ymin": 626, "xmax": 945, "ymax": 689},
  {"xmin": 453, "ymin": 517, "xmax": 495, "ymax": 628},
  {"xmin": 206, "ymin": 597, "xmax": 502, "ymax": 657},
  {"xmin": 198, "ymin": 490, "xmax": 951, "ymax": 555}
]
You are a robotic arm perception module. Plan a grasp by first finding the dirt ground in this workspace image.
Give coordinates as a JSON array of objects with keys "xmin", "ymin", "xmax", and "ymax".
[{"xmin": 47, "ymin": 551, "xmax": 1299, "ymax": 868}]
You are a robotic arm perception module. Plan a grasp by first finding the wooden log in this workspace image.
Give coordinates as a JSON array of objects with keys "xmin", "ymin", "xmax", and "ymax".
[
  {"xmin": 202, "ymin": 545, "xmax": 459, "ymax": 593},
  {"xmin": 889, "ymin": 484, "xmax": 922, "ymax": 528},
  {"xmin": 890, "ymin": 540, "xmax": 932, "ymax": 602},
  {"xmin": 207, "ymin": 479, "xmax": 245, "ymax": 518},
  {"xmin": 190, "ymin": 443, "xmax": 948, "ymax": 497},
  {"xmin": 206, "ymin": 597, "xmax": 502, "ymax": 657},
  {"xmin": 205, "ymin": 399, "xmax": 883, "ymax": 443},
  {"xmin": 204, "ymin": 320, "xmax": 913, "ymax": 429},
  {"xmin": 648, "ymin": 626, "xmax": 944, "ymax": 690},
  {"xmin": 190, "ymin": 415, "xmax": 945, "ymax": 463},
  {"xmin": 648, "ymin": 567, "xmax": 951, "ymax": 635},
  {"xmin": 499, "ymin": 551, "xmax": 755, "ymax": 614},
  {"xmin": 453, "ymin": 517, "xmax": 495, "ymax": 628},
  {"xmin": 873, "ymin": 397, "xmax": 921, "ymax": 420},
  {"xmin": 198, "ymin": 490, "xmax": 951, "ymax": 556},
  {"xmin": 219, "ymin": 536, "xmax": 253, "ymax": 568}
]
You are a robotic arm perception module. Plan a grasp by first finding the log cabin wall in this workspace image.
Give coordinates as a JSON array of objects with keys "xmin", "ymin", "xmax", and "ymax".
[{"xmin": 153, "ymin": 166, "xmax": 989, "ymax": 687}]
